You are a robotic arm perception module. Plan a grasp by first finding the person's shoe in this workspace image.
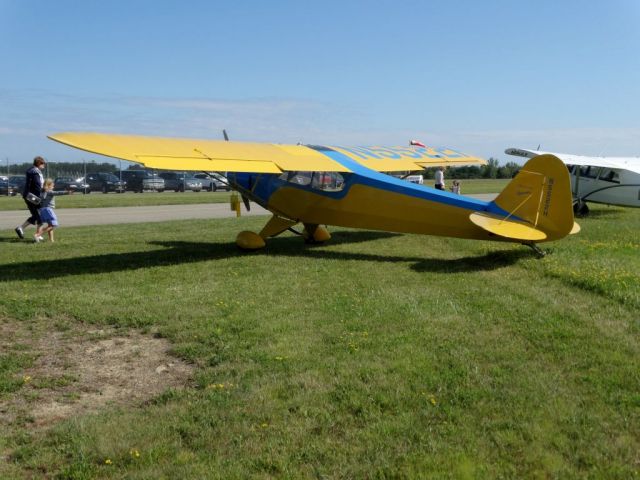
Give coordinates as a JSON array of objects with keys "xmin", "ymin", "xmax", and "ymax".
[
  {"xmin": 15, "ymin": 227, "xmax": 24, "ymax": 239},
  {"xmin": 36, "ymin": 235, "xmax": 44, "ymax": 242},
  {"xmin": 33, "ymin": 236, "xmax": 42, "ymax": 243}
]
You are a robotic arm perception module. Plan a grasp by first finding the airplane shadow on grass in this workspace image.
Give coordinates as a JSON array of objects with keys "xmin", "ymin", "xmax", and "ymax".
[{"xmin": 1, "ymin": 230, "xmax": 530, "ymax": 282}]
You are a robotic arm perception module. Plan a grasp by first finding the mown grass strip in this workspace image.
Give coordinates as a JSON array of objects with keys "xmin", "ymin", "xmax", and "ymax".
[{"xmin": 0, "ymin": 204, "xmax": 637, "ymax": 478}]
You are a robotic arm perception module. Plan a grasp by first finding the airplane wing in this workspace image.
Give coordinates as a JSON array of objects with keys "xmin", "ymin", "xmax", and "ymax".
[
  {"xmin": 506, "ymin": 147, "xmax": 640, "ymax": 175},
  {"xmin": 48, "ymin": 132, "xmax": 485, "ymax": 173}
]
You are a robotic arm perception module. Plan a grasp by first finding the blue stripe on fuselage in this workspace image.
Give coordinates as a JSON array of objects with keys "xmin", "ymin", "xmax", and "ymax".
[
  {"xmin": 309, "ymin": 147, "xmax": 511, "ymax": 217},
  {"xmin": 229, "ymin": 147, "xmax": 513, "ymax": 218}
]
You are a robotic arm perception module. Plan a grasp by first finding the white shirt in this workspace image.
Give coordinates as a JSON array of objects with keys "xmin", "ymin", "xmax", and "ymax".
[{"xmin": 435, "ymin": 170, "xmax": 444, "ymax": 186}]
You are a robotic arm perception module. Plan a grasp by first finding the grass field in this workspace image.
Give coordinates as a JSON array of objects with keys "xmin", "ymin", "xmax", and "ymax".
[
  {"xmin": 0, "ymin": 179, "xmax": 508, "ymax": 211},
  {"xmin": 0, "ymin": 204, "xmax": 638, "ymax": 478}
]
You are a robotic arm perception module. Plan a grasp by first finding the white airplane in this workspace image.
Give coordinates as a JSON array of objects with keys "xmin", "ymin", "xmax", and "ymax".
[{"xmin": 506, "ymin": 147, "xmax": 640, "ymax": 216}]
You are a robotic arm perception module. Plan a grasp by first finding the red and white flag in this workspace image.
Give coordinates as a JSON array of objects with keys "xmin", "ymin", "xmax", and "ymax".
[{"xmin": 410, "ymin": 140, "xmax": 426, "ymax": 148}]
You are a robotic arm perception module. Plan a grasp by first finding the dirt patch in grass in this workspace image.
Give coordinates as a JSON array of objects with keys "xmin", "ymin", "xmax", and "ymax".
[{"xmin": 0, "ymin": 319, "xmax": 193, "ymax": 429}]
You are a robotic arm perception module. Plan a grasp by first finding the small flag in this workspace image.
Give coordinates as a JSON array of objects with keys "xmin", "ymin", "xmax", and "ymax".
[{"xmin": 410, "ymin": 140, "xmax": 426, "ymax": 148}]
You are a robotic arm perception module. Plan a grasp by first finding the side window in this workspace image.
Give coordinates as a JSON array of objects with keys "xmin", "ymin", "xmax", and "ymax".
[
  {"xmin": 599, "ymin": 169, "xmax": 620, "ymax": 183},
  {"xmin": 311, "ymin": 172, "xmax": 345, "ymax": 191},
  {"xmin": 579, "ymin": 166, "xmax": 598, "ymax": 179},
  {"xmin": 279, "ymin": 171, "xmax": 344, "ymax": 191},
  {"xmin": 286, "ymin": 171, "xmax": 312, "ymax": 186}
]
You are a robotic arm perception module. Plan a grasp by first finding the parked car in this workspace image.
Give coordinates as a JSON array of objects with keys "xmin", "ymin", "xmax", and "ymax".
[
  {"xmin": 193, "ymin": 172, "xmax": 230, "ymax": 192},
  {"xmin": 405, "ymin": 174, "xmax": 424, "ymax": 185},
  {"xmin": 0, "ymin": 179, "xmax": 16, "ymax": 196},
  {"xmin": 120, "ymin": 170, "xmax": 165, "ymax": 192},
  {"xmin": 8, "ymin": 176, "xmax": 25, "ymax": 195},
  {"xmin": 158, "ymin": 172, "xmax": 203, "ymax": 192},
  {"xmin": 85, "ymin": 172, "xmax": 126, "ymax": 193},
  {"xmin": 54, "ymin": 177, "xmax": 91, "ymax": 194}
]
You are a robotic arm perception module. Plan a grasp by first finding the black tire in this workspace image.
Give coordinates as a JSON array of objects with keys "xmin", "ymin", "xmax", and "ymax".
[
  {"xmin": 174, "ymin": 188, "xmax": 180, "ymax": 193},
  {"xmin": 573, "ymin": 201, "xmax": 590, "ymax": 217}
]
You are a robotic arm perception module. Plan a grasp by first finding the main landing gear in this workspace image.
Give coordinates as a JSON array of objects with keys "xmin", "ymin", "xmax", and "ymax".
[
  {"xmin": 573, "ymin": 199, "xmax": 590, "ymax": 217},
  {"xmin": 236, "ymin": 215, "xmax": 331, "ymax": 250}
]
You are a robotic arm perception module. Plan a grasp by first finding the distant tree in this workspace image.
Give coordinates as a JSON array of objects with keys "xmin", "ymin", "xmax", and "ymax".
[
  {"xmin": 497, "ymin": 161, "xmax": 521, "ymax": 178},
  {"xmin": 8, "ymin": 161, "xmax": 118, "ymax": 178},
  {"xmin": 482, "ymin": 157, "xmax": 500, "ymax": 179}
]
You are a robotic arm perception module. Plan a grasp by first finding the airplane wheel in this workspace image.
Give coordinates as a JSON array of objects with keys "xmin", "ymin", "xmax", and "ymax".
[
  {"xmin": 303, "ymin": 225, "xmax": 331, "ymax": 244},
  {"xmin": 574, "ymin": 201, "xmax": 589, "ymax": 217},
  {"xmin": 236, "ymin": 231, "xmax": 265, "ymax": 250}
]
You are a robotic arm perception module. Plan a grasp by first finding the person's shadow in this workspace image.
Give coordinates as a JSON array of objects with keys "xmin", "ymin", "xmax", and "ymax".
[{"xmin": 0, "ymin": 230, "xmax": 529, "ymax": 282}]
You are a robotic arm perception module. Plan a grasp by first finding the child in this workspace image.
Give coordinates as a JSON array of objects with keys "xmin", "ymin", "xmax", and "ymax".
[
  {"xmin": 34, "ymin": 179, "xmax": 71, "ymax": 243},
  {"xmin": 451, "ymin": 180, "xmax": 461, "ymax": 194}
]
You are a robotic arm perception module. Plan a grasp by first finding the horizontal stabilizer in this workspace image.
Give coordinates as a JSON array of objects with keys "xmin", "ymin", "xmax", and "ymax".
[
  {"xmin": 469, "ymin": 212, "xmax": 547, "ymax": 241},
  {"xmin": 480, "ymin": 154, "xmax": 576, "ymax": 242}
]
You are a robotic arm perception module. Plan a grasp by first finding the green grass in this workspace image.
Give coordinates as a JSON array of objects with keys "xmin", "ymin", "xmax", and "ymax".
[
  {"xmin": 452, "ymin": 178, "xmax": 510, "ymax": 194},
  {"xmin": 0, "ymin": 191, "xmax": 231, "ymax": 211},
  {"xmin": 0, "ymin": 204, "xmax": 638, "ymax": 478}
]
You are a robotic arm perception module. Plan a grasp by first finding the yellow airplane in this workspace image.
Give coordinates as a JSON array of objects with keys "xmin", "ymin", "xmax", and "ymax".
[{"xmin": 49, "ymin": 132, "xmax": 579, "ymax": 256}]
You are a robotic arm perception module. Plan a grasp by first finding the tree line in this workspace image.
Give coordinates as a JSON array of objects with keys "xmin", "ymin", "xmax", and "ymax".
[
  {"xmin": 3, "ymin": 161, "xmax": 150, "ymax": 179},
  {"xmin": 5, "ymin": 158, "xmax": 521, "ymax": 180},
  {"xmin": 425, "ymin": 158, "xmax": 521, "ymax": 179}
]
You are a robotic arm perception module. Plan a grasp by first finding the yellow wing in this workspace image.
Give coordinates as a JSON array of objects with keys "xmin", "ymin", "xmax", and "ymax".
[{"xmin": 48, "ymin": 132, "xmax": 485, "ymax": 173}]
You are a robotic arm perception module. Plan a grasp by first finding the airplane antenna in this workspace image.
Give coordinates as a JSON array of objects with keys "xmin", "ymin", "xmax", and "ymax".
[{"xmin": 223, "ymin": 129, "xmax": 229, "ymax": 141}]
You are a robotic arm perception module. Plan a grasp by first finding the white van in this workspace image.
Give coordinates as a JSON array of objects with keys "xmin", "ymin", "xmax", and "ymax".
[{"xmin": 405, "ymin": 174, "xmax": 424, "ymax": 185}]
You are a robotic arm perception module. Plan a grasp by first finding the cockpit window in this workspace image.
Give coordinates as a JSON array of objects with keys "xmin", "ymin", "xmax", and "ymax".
[{"xmin": 280, "ymin": 171, "xmax": 345, "ymax": 191}]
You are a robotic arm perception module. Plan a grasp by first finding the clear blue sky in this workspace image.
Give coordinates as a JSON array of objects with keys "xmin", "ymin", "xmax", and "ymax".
[{"xmin": 1, "ymin": 0, "xmax": 639, "ymax": 165}]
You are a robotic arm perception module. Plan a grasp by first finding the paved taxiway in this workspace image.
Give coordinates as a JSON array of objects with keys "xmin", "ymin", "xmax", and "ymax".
[
  {"xmin": 0, "ymin": 194, "xmax": 496, "ymax": 230},
  {"xmin": 0, "ymin": 203, "xmax": 270, "ymax": 230}
]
